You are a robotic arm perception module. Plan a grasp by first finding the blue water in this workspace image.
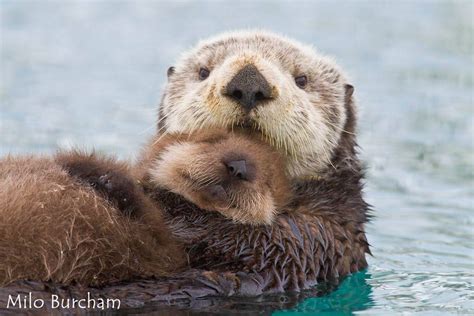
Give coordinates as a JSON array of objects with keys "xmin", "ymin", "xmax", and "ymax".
[{"xmin": 1, "ymin": 1, "xmax": 473, "ymax": 314}]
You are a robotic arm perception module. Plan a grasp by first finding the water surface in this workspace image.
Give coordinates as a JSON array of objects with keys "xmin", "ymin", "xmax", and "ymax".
[{"xmin": 0, "ymin": 1, "xmax": 473, "ymax": 314}]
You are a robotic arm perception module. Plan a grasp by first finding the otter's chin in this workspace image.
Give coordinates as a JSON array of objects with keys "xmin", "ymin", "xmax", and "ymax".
[
  {"xmin": 215, "ymin": 195, "xmax": 276, "ymax": 226},
  {"xmin": 172, "ymin": 178, "xmax": 277, "ymax": 226}
]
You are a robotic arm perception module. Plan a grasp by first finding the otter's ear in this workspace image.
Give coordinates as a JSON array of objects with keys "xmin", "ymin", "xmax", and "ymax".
[
  {"xmin": 344, "ymin": 84, "xmax": 354, "ymax": 99},
  {"xmin": 167, "ymin": 66, "xmax": 175, "ymax": 78},
  {"xmin": 343, "ymin": 84, "xmax": 356, "ymax": 134}
]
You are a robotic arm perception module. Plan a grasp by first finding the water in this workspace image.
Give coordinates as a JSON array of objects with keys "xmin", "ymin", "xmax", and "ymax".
[{"xmin": 1, "ymin": 1, "xmax": 473, "ymax": 314}]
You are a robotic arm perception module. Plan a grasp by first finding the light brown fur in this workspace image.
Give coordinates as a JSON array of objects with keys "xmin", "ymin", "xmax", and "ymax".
[
  {"xmin": 0, "ymin": 154, "xmax": 184, "ymax": 287},
  {"xmin": 137, "ymin": 129, "xmax": 291, "ymax": 225},
  {"xmin": 0, "ymin": 32, "xmax": 370, "ymax": 307},
  {"xmin": 0, "ymin": 129, "xmax": 290, "ymax": 286}
]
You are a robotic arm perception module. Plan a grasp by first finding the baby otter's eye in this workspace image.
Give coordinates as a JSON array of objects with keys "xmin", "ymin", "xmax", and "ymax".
[
  {"xmin": 295, "ymin": 75, "xmax": 307, "ymax": 89},
  {"xmin": 199, "ymin": 68, "xmax": 210, "ymax": 80}
]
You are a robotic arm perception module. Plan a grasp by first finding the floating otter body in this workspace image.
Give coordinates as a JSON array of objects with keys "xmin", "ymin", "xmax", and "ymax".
[
  {"xmin": 134, "ymin": 127, "xmax": 370, "ymax": 296},
  {"xmin": 0, "ymin": 30, "xmax": 371, "ymax": 310},
  {"xmin": 143, "ymin": 30, "xmax": 371, "ymax": 299},
  {"xmin": 0, "ymin": 129, "xmax": 289, "ymax": 287}
]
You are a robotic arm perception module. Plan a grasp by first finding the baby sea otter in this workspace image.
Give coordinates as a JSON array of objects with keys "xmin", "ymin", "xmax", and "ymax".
[
  {"xmin": 0, "ymin": 129, "xmax": 289, "ymax": 287},
  {"xmin": 136, "ymin": 129, "xmax": 290, "ymax": 225}
]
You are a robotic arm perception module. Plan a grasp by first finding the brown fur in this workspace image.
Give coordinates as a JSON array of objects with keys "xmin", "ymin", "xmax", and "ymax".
[
  {"xmin": 148, "ymin": 31, "xmax": 371, "ymax": 297},
  {"xmin": 0, "ymin": 31, "xmax": 371, "ymax": 310},
  {"xmin": 111, "ymin": 32, "xmax": 370, "ymax": 303},
  {"xmin": 0, "ymin": 154, "xmax": 184, "ymax": 287},
  {"xmin": 0, "ymin": 130, "xmax": 290, "ymax": 287},
  {"xmin": 136, "ymin": 129, "xmax": 291, "ymax": 225}
]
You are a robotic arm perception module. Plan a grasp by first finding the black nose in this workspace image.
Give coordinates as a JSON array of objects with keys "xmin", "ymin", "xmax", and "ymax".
[
  {"xmin": 225, "ymin": 64, "xmax": 273, "ymax": 111},
  {"xmin": 225, "ymin": 160, "xmax": 248, "ymax": 180}
]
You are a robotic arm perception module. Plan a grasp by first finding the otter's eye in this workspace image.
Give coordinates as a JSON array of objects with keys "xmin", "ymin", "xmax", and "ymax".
[
  {"xmin": 199, "ymin": 68, "xmax": 210, "ymax": 80},
  {"xmin": 295, "ymin": 75, "xmax": 307, "ymax": 89}
]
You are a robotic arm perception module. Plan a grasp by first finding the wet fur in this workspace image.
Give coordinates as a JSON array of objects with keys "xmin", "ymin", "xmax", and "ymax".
[
  {"xmin": 0, "ymin": 31, "xmax": 371, "ymax": 309},
  {"xmin": 148, "ymin": 98, "xmax": 371, "ymax": 295},
  {"xmin": 147, "ymin": 31, "xmax": 371, "ymax": 296}
]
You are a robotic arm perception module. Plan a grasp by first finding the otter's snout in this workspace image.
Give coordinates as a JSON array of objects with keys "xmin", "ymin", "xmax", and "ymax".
[
  {"xmin": 225, "ymin": 160, "xmax": 248, "ymax": 180},
  {"xmin": 225, "ymin": 64, "xmax": 273, "ymax": 111}
]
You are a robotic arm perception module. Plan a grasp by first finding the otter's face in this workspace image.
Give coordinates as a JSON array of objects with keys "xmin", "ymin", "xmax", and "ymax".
[
  {"xmin": 159, "ymin": 31, "xmax": 355, "ymax": 178},
  {"xmin": 148, "ymin": 132, "xmax": 290, "ymax": 225}
]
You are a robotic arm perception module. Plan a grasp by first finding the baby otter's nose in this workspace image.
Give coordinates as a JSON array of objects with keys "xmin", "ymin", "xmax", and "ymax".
[
  {"xmin": 225, "ymin": 160, "xmax": 248, "ymax": 180},
  {"xmin": 225, "ymin": 64, "xmax": 273, "ymax": 111}
]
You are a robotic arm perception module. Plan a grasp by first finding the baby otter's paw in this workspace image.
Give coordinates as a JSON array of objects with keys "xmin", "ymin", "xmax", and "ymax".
[
  {"xmin": 94, "ymin": 171, "xmax": 142, "ymax": 217},
  {"xmin": 55, "ymin": 151, "xmax": 143, "ymax": 217},
  {"xmin": 147, "ymin": 132, "xmax": 291, "ymax": 225}
]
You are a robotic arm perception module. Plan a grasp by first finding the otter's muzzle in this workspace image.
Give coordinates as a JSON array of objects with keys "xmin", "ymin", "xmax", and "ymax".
[{"xmin": 224, "ymin": 64, "xmax": 273, "ymax": 111}]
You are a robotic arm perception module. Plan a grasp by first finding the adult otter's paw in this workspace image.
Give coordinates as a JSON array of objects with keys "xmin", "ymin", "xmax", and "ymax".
[
  {"xmin": 55, "ymin": 151, "xmax": 144, "ymax": 217},
  {"xmin": 128, "ymin": 269, "xmax": 265, "ymax": 301},
  {"xmin": 138, "ymin": 130, "xmax": 291, "ymax": 225}
]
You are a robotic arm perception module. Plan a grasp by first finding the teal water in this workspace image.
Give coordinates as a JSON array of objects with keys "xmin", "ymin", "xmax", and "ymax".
[{"xmin": 0, "ymin": 1, "xmax": 473, "ymax": 315}]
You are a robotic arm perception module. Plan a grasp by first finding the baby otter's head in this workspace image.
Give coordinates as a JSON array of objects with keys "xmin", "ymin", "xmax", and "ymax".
[
  {"xmin": 159, "ymin": 31, "xmax": 356, "ymax": 179},
  {"xmin": 140, "ymin": 130, "xmax": 290, "ymax": 225}
]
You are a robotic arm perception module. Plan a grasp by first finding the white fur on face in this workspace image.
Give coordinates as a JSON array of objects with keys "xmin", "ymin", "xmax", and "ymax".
[{"xmin": 159, "ymin": 31, "xmax": 350, "ymax": 178}]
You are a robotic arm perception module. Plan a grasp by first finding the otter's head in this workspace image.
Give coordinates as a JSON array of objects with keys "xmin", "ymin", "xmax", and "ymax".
[
  {"xmin": 159, "ymin": 31, "xmax": 356, "ymax": 179},
  {"xmin": 146, "ymin": 130, "xmax": 290, "ymax": 225}
]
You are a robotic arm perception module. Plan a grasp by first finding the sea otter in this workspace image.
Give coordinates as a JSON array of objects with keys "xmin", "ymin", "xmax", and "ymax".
[
  {"xmin": 153, "ymin": 30, "xmax": 371, "ymax": 283},
  {"xmin": 135, "ymin": 128, "xmax": 290, "ymax": 225},
  {"xmin": 121, "ymin": 30, "xmax": 371, "ymax": 303},
  {"xmin": 0, "ymin": 129, "xmax": 289, "ymax": 287},
  {"xmin": 159, "ymin": 31, "xmax": 353, "ymax": 179},
  {"xmin": 0, "ymin": 30, "xmax": 370, "ymax": 310}
]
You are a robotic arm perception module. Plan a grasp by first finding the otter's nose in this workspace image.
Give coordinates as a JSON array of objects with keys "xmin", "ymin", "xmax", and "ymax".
[
  {"xmin": 225, "ymin": 64, "xmax": 273, "ymax": 111},
  {"xmin": 225, "ymin": 160, "xmax": 248, "ymax": 180}
]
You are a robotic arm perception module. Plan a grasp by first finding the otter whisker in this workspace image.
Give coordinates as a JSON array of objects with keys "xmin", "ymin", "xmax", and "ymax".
[
  {"xmin": 151, "ymin": 130, "xmax": 172, "ymax": 146},
  {"xmin": 324, "ymin": 118, "xmax": 355, "ymax": 136}
]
